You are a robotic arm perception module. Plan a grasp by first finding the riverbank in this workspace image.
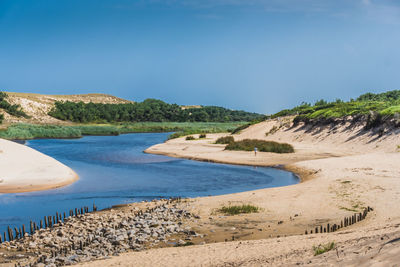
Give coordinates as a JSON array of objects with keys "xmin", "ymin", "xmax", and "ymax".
[
  {"xmin": 2, "ymin": 116, "xmax": 400, "ymax": 265},
  {"xmin": 0, "ymin": 122, "xmax": 244, "ymax": 140},
  {"xmin": 133, "ymin": 117, "xmax": 400, "ymax": 265},
  {"xmin": 0, "ymin": 138, "xmax": 78, "ymax": 193}
]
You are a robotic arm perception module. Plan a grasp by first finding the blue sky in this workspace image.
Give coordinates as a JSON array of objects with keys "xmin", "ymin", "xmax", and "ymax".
[{"xmin": 1, "ymin": 0, "xmax": 400, "ymax": 113}]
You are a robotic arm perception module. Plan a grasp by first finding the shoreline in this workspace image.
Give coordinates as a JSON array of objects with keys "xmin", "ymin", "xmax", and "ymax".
[
  {"xmin": 0, "ymin": 138, "xmax": 79, "ymax": 194},
  {"xmin": 2, "ymin": 117, "xmax": 400, "ymax": 265}
]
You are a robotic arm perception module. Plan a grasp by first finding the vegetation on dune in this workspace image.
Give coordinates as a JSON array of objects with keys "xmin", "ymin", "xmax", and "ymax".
[
  {"xmin": 313, "ymin": 242, "xmax": 335, "ymax": 256},
  {"xmin": 225, "ymin": 139, "xmax": 294, "ymax": 153},
  {"xmin": 166, "ymin": 122, "xmax": 244, "ymax": 139},
  {"xmin": 0, "ymin": 92, "xmax": 29, "ymax": 120},
  {"xmin": 215, "ymin": 136, "xmax": 234, "ymax": 144},
  {"xmin": 48, "ymin": 99, "xmax": 264, "ymax": 123},
  {"xmin": 231, "ymin": 117, "xmax": 268, "ymax": 134},
  {"xmin": 0, "ymin": 122, "xmax": 244, "ymax": 140},
  {"xmin": 0, "ymin": 113, "xmax": 3, "ymax": 124},
  {"xmin": 272, "ymin": 90, "xmax": 400, "ymax": 123},
  {"xmin": 185, "ymin": 135, "xmax": 195, "ymax": 140},
  {"xmin": 219, "ymin": 204, "xmax": 260, "ymax": 215},
  {"xmin": 199, "ymin": 134, "xmax": 206, "ymax": 138}
]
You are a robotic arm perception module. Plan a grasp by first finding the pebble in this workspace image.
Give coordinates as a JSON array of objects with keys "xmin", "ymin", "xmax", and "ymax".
[{"xmin": 0, "ymin": 201, "xmax": 197, "ymax": 266}]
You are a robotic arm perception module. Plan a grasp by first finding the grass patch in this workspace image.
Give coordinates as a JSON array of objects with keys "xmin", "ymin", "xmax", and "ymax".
[
  {"xmin": 199, "ymin": 134, "xmax": 206, "ymax": 138},
  {"xmin": 225, "ymin": 139, "xmax": 294, "ymax": 153},
  {"xmin": 219, "ymin": 204, "xmax": 260, "ymax": 215},
  {"xmin": 215, "ymin": 136, "xmax": 234, "ymax": 144},
  {"xmin": 313, "ymin": 242, "xmax": 335, "ymax": 256},
  {"xmin": 0, "ymin": 122, "xmax": 246, "ymax": 140},
  {"xmin": 185, "ymin": 135, "xmax": 195, "ymax": 140},
  {"xmin": 166, "ymin": 122, "xmax": 247, "ymax": 139},
  {"xmin": 341, "ymin": 180, "xmax": 352, "ymax": 184},
  {"xmin": 0, "ymin": 124, "xmax": 82, "ymax": 139}
]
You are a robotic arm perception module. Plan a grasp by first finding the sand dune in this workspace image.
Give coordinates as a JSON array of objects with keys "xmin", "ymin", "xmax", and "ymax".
[
  {"xmin": 0, "ymin": 139, "xmax": 78, "ymax": 193},
  {"xmin": 84, "ymin": 117, "xmax": 400, "ymax": 266}
]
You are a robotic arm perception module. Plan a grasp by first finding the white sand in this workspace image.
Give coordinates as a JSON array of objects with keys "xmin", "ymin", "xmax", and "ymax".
[
  {"xmin": 0, "ymin": 139, "xmax": 78, "ymax": 193},
  {"xmin": 77, "ymin": 117, "xmax": 400, "ymax": 266}
]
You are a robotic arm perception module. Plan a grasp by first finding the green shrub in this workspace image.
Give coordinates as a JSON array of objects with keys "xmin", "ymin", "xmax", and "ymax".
[
  {"xmin": 225, "ymin": 139, "xmax": 294, "ymax": 153},
  {"xmin": 0, "ymin": 113, "xmax": 3, "ymax": 124},
  {"xmin": 219, "ymin": 204, "xmax": 260, "ymax": 215},
  {"xmin": 199, "ymin": 134, "xmax": 206, "ymax": 138},
  {"xmin": 215, "ymin": 136, "xmax": 234, "ymax": 144},
  {"xmin": 313, "ymin": 242, "xmax": 335, "ymax": 256},
  {"xmin": 185, "ymin": 135, "xmax": 195, "ymax": 140}
]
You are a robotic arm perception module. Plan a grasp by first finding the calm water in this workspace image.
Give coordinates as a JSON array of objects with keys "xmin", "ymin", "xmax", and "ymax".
[{"xmin": 0, "ymin": 133, "xmax": 298, "ymax": 236}]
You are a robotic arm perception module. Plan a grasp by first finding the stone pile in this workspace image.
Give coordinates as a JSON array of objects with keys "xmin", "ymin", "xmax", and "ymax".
[{"xmin": 0, "ymin": 201, "xmax": 200, "ymax": 266}]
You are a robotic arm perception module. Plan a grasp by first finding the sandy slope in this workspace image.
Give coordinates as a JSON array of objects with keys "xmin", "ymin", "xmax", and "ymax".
[
  {"xmin": 0, "ymin": 139, "xmax": 78, "ymax": 193},
  {"xmin": 1, "ymin": 92, "xmax": 133, "ymax": 125},
  {"xmin": 76, "ymin": 117, "xmax": 400, "ymax": 266}
]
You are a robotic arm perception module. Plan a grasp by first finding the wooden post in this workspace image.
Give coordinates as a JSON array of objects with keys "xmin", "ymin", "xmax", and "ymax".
[
  {"xmin": 14, "ymin": 227, "xmax": 19, "ymax": 240},
  {"xmin": 40, "ymin": 220, "xmax": 43, "ymax": 229},
  {"xmin": 75, "ymin": 208, "xmax": 78, "ymax": 216},
  {"xmin": 8, "ymin": 227, "xmax": 12, "ymax": 241},
  {"xmin": 327, "ymin": 223, "xmax": 330, "ymax": 233},
  {"xmin": 315, "ymin": 227, "xmax": 318, "ymax": 233}
]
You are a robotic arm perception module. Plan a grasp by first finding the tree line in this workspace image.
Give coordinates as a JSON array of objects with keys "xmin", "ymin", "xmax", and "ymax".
[{"xmin": 48, "ymin": 99, "xmax": 264, "ymax": 123}]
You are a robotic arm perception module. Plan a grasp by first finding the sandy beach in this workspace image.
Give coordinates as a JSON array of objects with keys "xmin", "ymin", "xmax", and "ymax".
[
  {"xmin": 76, "ymin": 117, "xmax": 400, "ymax": 266},
  {"xmin": 0, "ymin": 138, "xmax": 78, "ymax": 193}
]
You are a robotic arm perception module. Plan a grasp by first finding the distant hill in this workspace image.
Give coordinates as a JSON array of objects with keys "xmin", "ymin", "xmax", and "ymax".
[
  {"xmin": 0, "ymin": 92, "xmax": 133, "ymax": 125},
  {"xmin": 0, "ymin": 92, "xmax": 264, "ymax": 125}
]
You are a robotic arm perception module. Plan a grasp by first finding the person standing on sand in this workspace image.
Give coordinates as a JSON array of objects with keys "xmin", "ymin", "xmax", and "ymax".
[{"xmin": 254, "ymin": 147, "xmax": 257, "ymax": 156}]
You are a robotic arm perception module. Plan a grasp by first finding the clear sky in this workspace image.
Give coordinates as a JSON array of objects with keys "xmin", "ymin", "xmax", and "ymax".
[{"xmin": 1, "ymin": 0, "xmax": 400, "ymax": 114}]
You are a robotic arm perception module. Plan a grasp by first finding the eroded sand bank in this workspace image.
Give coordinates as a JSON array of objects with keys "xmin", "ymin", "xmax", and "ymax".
[{"xmin": 0, "ymin": 138, "xmax": 78, "ymax": 193}]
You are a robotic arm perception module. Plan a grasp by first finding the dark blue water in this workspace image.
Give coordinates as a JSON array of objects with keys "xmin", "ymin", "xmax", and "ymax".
[{"xmin": 0, "ymin": 133, "xmax": 298, "ymax": 236}]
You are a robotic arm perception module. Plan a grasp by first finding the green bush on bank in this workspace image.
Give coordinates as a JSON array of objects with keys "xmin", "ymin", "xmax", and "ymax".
[
  {"xmin": 215, "ymin": 136, "xmax": 234, "ymax": 144},
  {"xmin": 225, "ymin": 139, "xmax": 294, "ymax": 153}
]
